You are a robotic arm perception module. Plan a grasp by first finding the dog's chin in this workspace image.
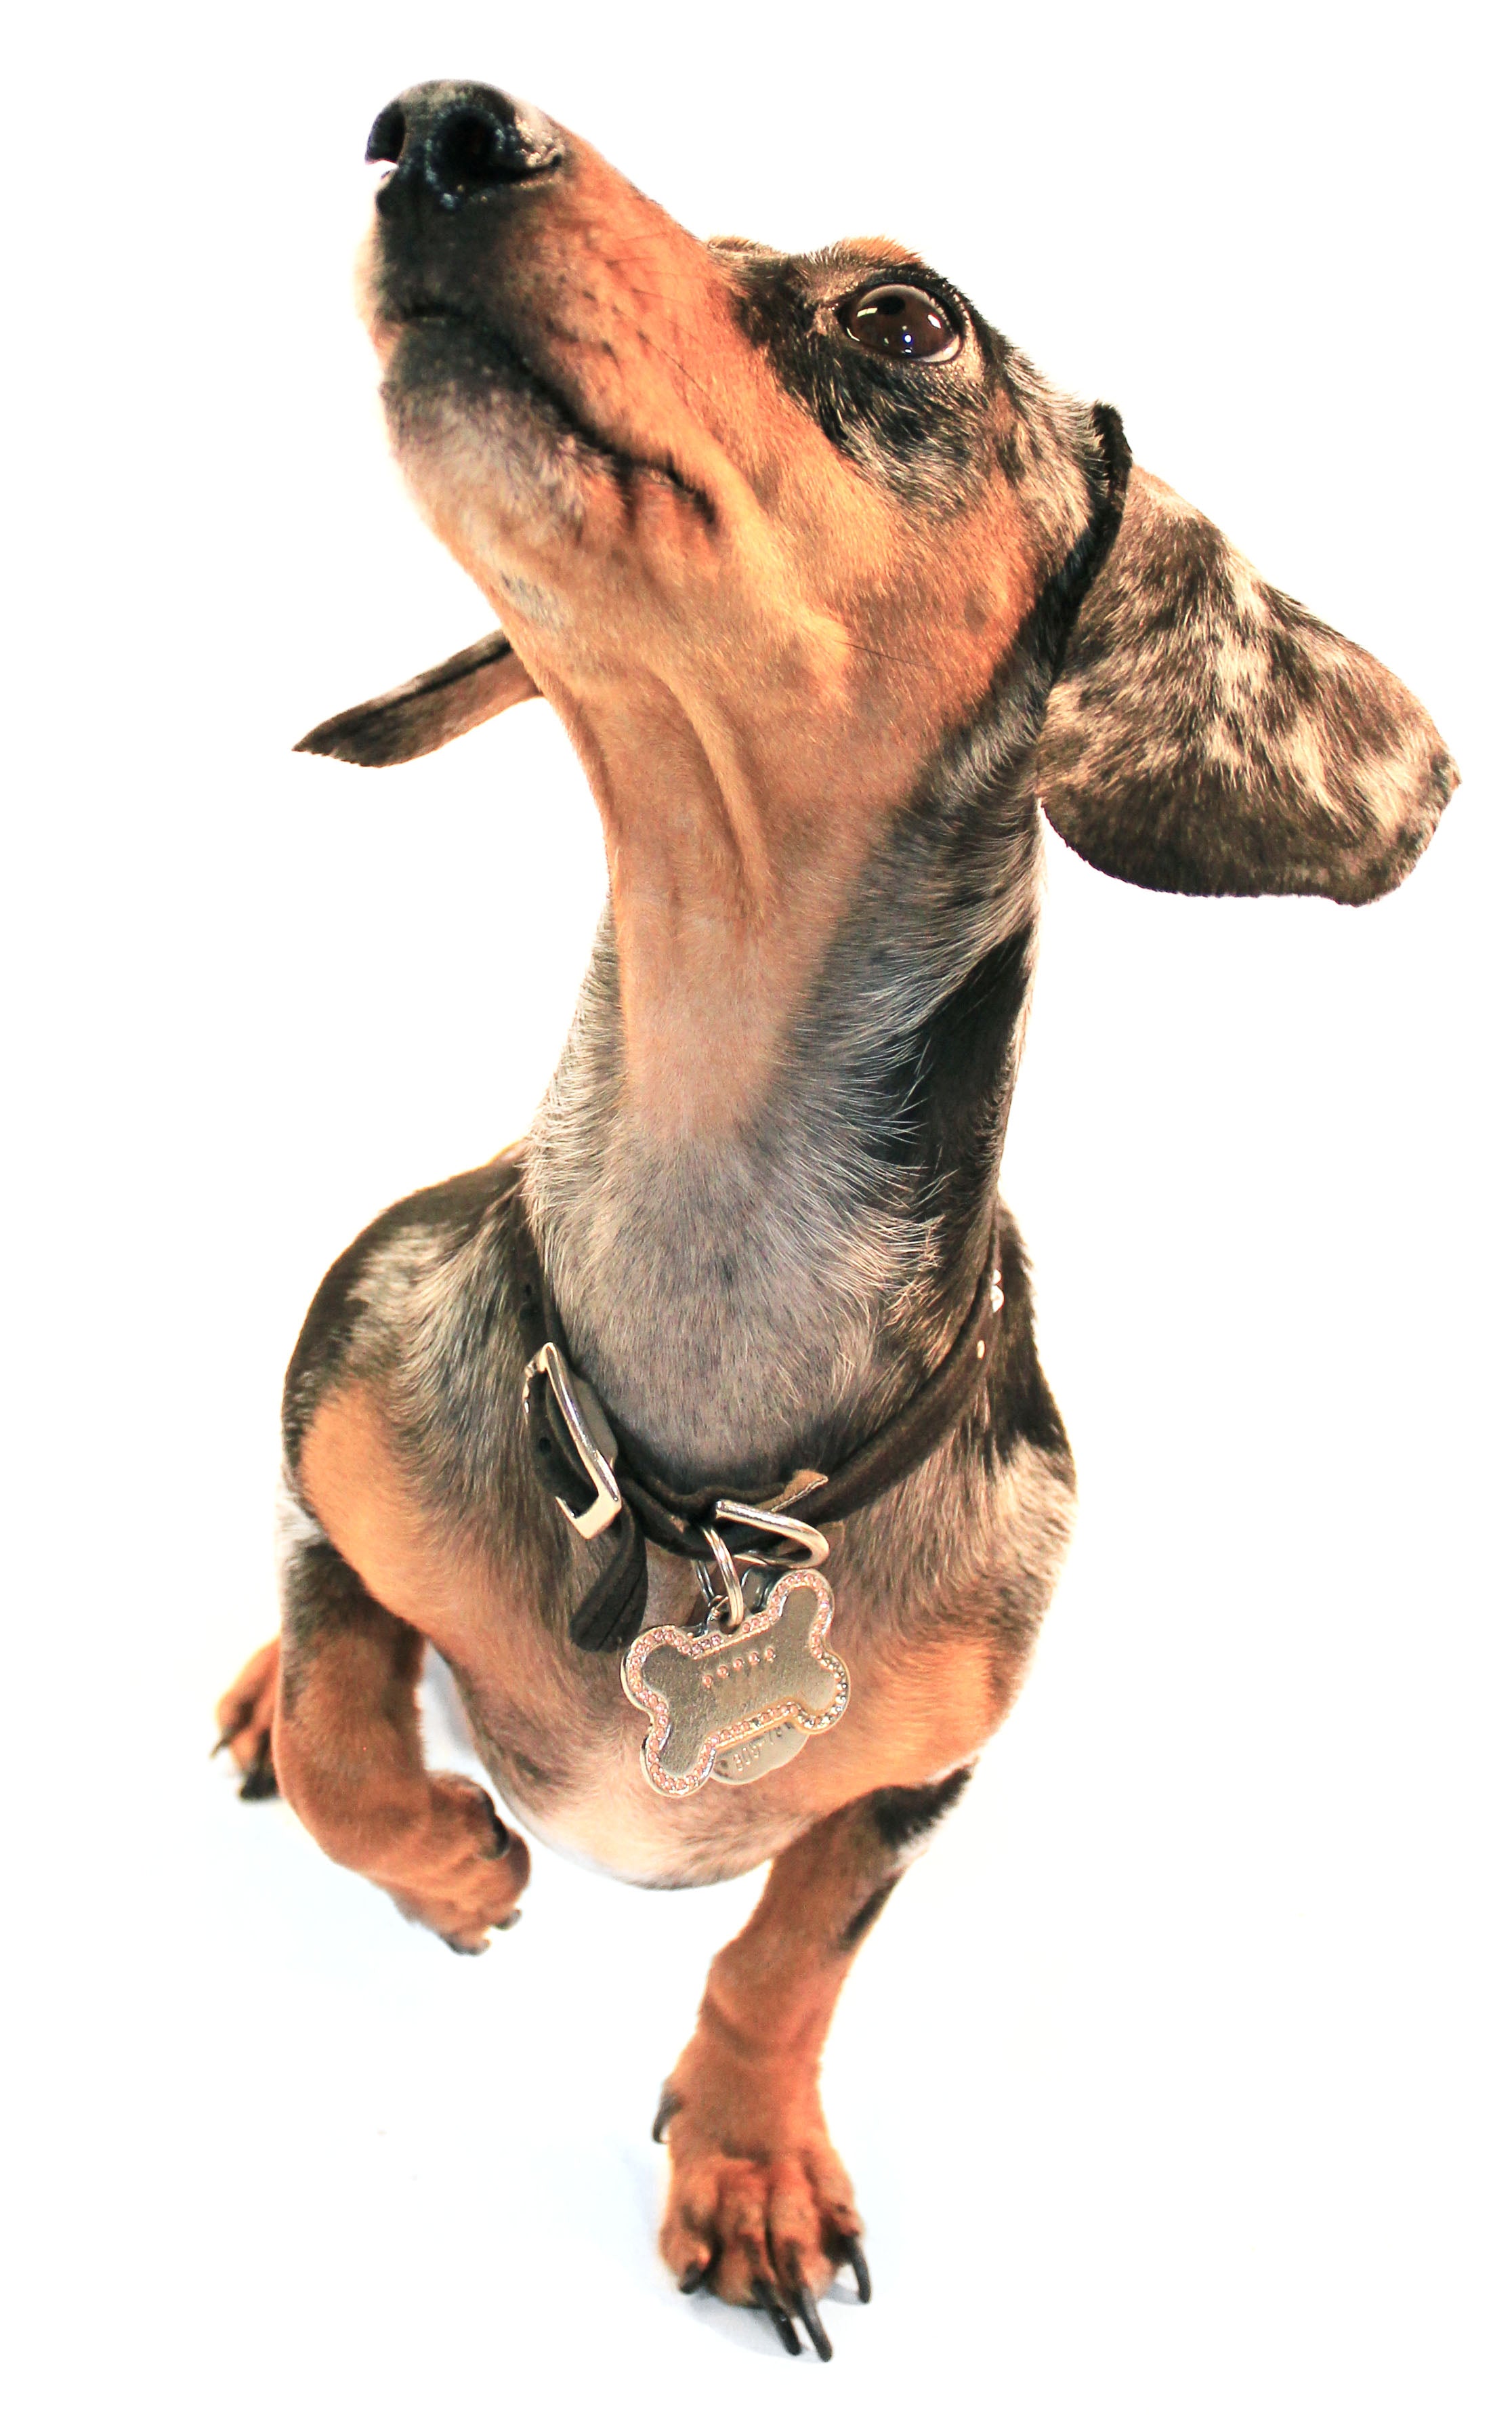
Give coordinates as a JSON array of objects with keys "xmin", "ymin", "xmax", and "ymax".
[
  {"xmin": 379, "ymin": 287, "xmax": 719, "ymax": 523},
  {"xmin": 380, "ymin": 312, "xmax": 595, "ymax": 556}
]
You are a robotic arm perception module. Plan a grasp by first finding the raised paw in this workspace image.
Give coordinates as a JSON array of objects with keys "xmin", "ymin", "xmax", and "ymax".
[
  {"xmin": 214, "ymin": 1638, "xmax": 281, "ymax": 1799},
  {"xmin": 383, "ymin": 1774, "xmax": 530, "ymax": 1954},
  {"xmin": 657, "ymin": 2057, "xmax": 868, "ymax": 2359}
]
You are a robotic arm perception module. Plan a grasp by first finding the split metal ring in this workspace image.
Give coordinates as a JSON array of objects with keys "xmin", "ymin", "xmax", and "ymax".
[{"xmin": 698, "ymin": 1525, "xmax": 747, "ymax": 1631}]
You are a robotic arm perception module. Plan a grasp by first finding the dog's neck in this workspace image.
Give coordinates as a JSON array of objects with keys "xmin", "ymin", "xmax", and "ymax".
[
  {"xmin": 525, "ymin": 659, "xmax": 1049, "ymax": 1496},
  {"xmin": 515, "ymin": 434, "xmax": 1131, "ymax": 1495},
  {"xmin": 532, "ymin": 623, "xmax": 950, "ymax": 1142}
]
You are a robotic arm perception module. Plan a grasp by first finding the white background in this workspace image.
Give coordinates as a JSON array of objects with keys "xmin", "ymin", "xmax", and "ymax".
[{"xmin": 6, "ymin": 3, "xmax": 1507, "ymax": 2408}]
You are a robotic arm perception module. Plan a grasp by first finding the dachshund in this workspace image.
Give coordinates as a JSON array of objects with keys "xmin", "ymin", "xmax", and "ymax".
[{"xmin": 215, "ymin": 80, "xmax": 1457, "ymax": 2361}]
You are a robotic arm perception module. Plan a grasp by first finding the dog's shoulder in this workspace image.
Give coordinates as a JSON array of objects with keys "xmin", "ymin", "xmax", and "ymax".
[{"xmin": 280, "ymin": 1149, "xmax": 530, "ymax": 1475}]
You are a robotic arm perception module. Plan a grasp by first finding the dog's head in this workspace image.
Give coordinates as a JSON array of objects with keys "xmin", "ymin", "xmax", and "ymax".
[{"xmin": 308, "ymin": 81, "xmax": 1454, "ymax": 911}]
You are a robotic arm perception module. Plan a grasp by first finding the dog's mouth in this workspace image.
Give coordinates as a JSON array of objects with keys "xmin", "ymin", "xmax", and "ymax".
[{"xmin": 377, "ymin": 288, "xmax": 716, "ymax": 526}]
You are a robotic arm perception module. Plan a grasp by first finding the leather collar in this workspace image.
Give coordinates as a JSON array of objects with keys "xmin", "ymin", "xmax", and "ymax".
[{"xmin": 517, "ymin": 1203, "xmax": 1007, "ymax": 1653}]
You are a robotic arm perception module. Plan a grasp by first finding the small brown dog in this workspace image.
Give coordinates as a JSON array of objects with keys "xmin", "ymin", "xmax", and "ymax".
[{"xmin": 217, "ymin": 81, "xmax": 1456, "ymax": 2360}]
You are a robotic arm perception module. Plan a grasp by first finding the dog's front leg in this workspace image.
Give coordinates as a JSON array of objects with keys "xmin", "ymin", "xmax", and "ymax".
[
  {"xmin": 268, "ymin": 1527, "xmax": 529, "ymax": 1954},
  {"xmin": 656, "ymin": 1770, "xmax": 970, "ymax": 2347}
]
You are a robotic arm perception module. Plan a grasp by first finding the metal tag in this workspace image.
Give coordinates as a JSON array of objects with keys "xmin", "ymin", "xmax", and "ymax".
[
  {"xmin": 621, "ymin": 1568, "xmax": 849, "ymax": 1798},
  {"xmin": 712, "ymin": 1720, "xmax": 807, "ymax": 1786}
]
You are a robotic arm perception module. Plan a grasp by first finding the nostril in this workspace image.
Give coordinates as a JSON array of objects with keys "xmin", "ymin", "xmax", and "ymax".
[
  {"xmin": 431, "ymin": 108, "xmax": 501, "ymax": 188},
  {"xmin": 365, "ymin": 102, "xmax": 406, "ymax": 164},
  {"xmin": 421, "ymin": 95, "xmax": 563, "ymax": 206},
  {"xmin": 425, "ymin": 104, "xmax": 530, "ymax": 205}
]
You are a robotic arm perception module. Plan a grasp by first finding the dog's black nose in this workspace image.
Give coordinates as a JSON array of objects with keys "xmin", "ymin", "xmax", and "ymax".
[{"xmin": 368, "ymin": 83, "xmax": 563, "ymax": 213}]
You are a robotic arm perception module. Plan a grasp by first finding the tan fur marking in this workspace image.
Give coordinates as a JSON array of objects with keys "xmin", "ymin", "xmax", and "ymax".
[
  {"xmin": 657, "ymin": 1796, "xmax": 922, "ymax": 2303},
  {"xmin": 364, "ymin": 133, "xmax": 1041, "ymax": 1131},
  {"xmin": 299, "ymin": 1386, "xmax": 449, "ymax": 1640}
]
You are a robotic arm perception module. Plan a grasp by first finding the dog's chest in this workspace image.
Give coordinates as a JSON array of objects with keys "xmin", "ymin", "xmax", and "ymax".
[
  {"xmin": 448, "ymin": 1540, "xmax": 1013, "ymax": 1887},
  {"xmin": 299, "ymin": 1378, "xmax": 1028, "ymax": 1886}
]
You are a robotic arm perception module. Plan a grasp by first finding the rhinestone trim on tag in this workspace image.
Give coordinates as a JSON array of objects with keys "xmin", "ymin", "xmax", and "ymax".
[{"xmin": 621, "ymin": 1568, "xmax": 850, "ymax": 1798}]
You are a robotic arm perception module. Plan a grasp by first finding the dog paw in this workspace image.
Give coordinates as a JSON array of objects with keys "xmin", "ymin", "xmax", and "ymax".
[
  {"xmin": 213, "ymin": 1639, "xmax": 281, "ymax": 1800},
  {"xmin": 384, "ymin": 1775, "xmax": 530, "ymax": 1954},
  {"xmin": 656, "ymin": 2052, "xmax": 868, "ymax": 2357}
]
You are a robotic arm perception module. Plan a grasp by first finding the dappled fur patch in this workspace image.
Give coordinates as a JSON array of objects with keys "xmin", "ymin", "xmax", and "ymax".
[{"xmin": 1036, "ymin": 469, "xmax": 1458, "ymax": 901}]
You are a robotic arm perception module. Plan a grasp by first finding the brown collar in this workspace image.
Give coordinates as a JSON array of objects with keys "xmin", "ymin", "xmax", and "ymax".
[{"xmin": 518, "ymin": 1204, "xmax": 1008, "ymax": 1653}]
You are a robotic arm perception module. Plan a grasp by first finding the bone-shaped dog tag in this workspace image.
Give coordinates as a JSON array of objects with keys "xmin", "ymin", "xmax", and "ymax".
[{"xmin": 621, "ymin": 1569, "xmax": 849, "ymax": 1798}]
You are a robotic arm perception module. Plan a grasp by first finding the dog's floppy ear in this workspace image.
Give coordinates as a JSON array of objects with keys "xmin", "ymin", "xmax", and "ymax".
[
  {"xmin": 295, "ymin": 632, "xmax": 538, "ymax": 767},
  {"xmin": 1034, "ymin": 466, "xmax": 1457, "ymax": 903}
]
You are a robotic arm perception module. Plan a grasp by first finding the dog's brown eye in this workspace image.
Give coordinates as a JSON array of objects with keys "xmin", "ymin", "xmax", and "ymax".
[{"xmin": 841, "ymin": 285, "xmax": 961, "ymax": 362}]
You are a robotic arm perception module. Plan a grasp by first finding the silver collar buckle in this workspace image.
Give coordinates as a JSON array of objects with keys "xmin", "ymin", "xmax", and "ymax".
[{"xmin": 523, "ymin": 1342, "xmax": 623, "ymax": 1542}]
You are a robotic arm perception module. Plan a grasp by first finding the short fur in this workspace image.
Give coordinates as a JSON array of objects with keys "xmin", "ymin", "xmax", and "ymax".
[{"xmin": 217, "ymin": 79, "xmax": 1456, "ymax": 2355}]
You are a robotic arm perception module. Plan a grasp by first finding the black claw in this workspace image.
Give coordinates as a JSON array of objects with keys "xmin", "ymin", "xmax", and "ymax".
[
  {"xmin": 678, "ymin": 2261, "xmax": 709, "ymax": 2295},
  {"xmin": 492, "ymin": 1910, "xmax": 521, "ymax": 1931},
  {"xmin": 788, "ymin": 2271, "xmax": 833, "ymax": 2361},
  {"xmin": 238, "ymin": 1739, "xmax": 279, "ymax": 1801},
  {"xmin": 482, "ymin": 1804, "xmax": 512, "ymax": 1859},
  {"xmin": 442, "ymin": 1935, "xmax": 488, "ymax": 1956},
  {"xmin": 652, "ymin": 2083, "xmax": 682, "ymax": 2145},
  {"xmin": 753, "ymin": 2277, "xmax": 802, "ymax": 2356},
  {"xmin": 841, "ymin": 2237, "xmax": 871, "ymax": 2304}
]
